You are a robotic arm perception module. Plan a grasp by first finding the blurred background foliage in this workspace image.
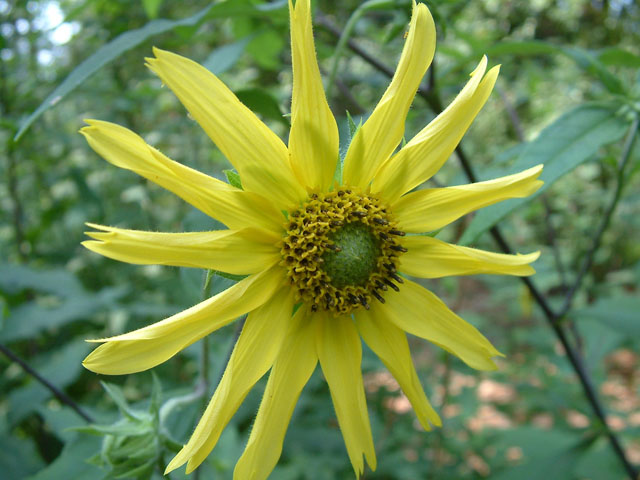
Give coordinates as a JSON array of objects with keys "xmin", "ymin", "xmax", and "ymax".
[{"xmin": 1, "ymin": 0, "xmax": 639, "ymax": 478}]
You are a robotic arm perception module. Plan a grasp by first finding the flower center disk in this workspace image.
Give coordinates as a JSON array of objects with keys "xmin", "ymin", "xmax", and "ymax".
[{"xmin": 281, "ymin": 188, "xmax": 407, "ymax": 315}]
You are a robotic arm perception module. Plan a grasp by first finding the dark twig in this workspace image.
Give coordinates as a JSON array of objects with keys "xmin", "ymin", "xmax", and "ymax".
[
  {"xmin": 0, "ymin": 342, "xmax": 94, "ymax": 423},
  {"xmin": 316, "ymin": 14, "xmax": 433, "ymax": 99},
  {"xmin": 1, "ymin": 56, "xmax": 26, "ymax": 262},
  {"xmin": 556, "ymin": 117, "xmax": 639, "ymax": 320},
  {"xmin": 497, "ymin": 85, "xmax": 577, "ymax": 350},
  {"xmin": 434, "ymin": 88, "xmax": 639, "ymax": 480},
  {"xmin": 541, "ymin": 195, "xmax": 569, "ymax": 291},
  {"xmin": 497, "ymin": 85, "xmax": 525, "ymax": 141},
  {"xmin": 318, "ymin": 16, "xmax": 639, "ymax": 478},
  {"xmin": 498, "ymin": 86, "xmax": 568, "ymax": 292},
  {"xmin": 435, "ymin": 99, "xmax": 639, "ymax": 480},
  {"xmin": 333, "ymin": 76, "xmax": 366, "ymax": 115}
]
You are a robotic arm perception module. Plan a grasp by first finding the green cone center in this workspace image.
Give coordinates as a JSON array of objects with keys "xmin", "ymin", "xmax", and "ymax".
[{"xmin": 322, "ymin": 222, "xmax": 380, "ymax": 289}]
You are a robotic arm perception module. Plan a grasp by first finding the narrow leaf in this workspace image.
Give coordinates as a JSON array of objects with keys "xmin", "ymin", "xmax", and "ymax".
[
  {"xmin": 575, "ymin": 296, "xmax": 640, "ymax": 337},
  {"xmin": 14, "ymin": 1, "xmax": 288, "ymax": 142},
  {"xmin": 482, "ymin": 41, "xmax": 627, "ymax": 94},
  {"xmin": 460, "ymin": 103, "xmax": 629, "ymax": 245},
  {"xmin": 202, "ymin": 35, "xmax": 253, "ymax": 75}
]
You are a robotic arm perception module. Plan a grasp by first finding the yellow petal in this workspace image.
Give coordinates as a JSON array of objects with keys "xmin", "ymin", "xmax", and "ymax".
[
  {"xmin": 80, "ymin": 120, "xmax": 284, "ymax": 233},
  {"xmin": 373, "ymin": 59, "xmax": 500, "ymax": 203},
  {"xmin": 355, "ymin": 309, "xmax": 441, "ymax": 430},
  {"xmin": 83, "ymin": 224, "xmax": 280, "ymax": 275},
  {"xmin": 316, "ymin": 312, "xmax": 376, "ymax": 476},
  {"xmin": 165, "ymin": 288, "xmax": 295, "ymax": 475},
  {"xmin": 393, "ymin": 165, "xmax": 543, "ymax": 233},
  {"xmin": 82, "ymin": 266, "xmax": 283, "ymax": 375},
  {"xmin": 288, "ymin": 0, "xmax": 339, "ymax": 191},
  {"xmin": 146, "ymin": 48, "xmax": 307, "ymax": 210},
  {"xmin": 381, "ymin": 279, "xmax": 503, "ymax": 371},
  {"xmin": 343, "ymin": 2, "xmax": 436, "ymax": 188},
  {"xmin": 400, "ymin": 235, "xmax": 540, "ymax": 278},
  {"xmin": 233, "ymin": 306, "xmax": 318, "ymax": 480}
]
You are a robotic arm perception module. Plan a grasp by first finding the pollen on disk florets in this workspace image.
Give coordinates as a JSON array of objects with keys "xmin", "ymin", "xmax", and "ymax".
[{"xmin": 281, "ymin": 188, "xmax": 407, "ymax": 315}]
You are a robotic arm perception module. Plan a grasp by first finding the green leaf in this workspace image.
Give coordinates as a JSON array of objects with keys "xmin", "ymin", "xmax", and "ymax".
[
  {"xmin": 574, "ymin": 296, "xmax": 640, "ymax": 337},
  {"xmin": 74, "ymin": 422, "xmax": 150, "ymax": 437},
  {"xmin": 482, "ymin": 41, "xmax": 626, "ymax": 94},
  {"xmin": 246, "ymin": 29, "xmax": 285, "ymax": 70},
  {"xmin": 484, "ymin": 40, "xmax": 558, "ymax": 57},
  {"xmin": 235, "ymin": 88, "xmax": 289, "ymax": 127},
  {"xmin": 142, "ymin": 0, "xmax": 163, "ymax": 19},
  {"xmin": 562, "ymin": 46, "xmax": 626, "ymax": 95},
  {"xmin": 26, "ymin": 436, "xmax": 102, "ymax": 480},
  {"xmin": 492, "ymin": 428, "xmax": 593, "ymax": 480},
  {"xmin": 14, "ymin": 1, "xmax": 288, "ymax": 142},
  {"xmin": 597, "ymin": 47, "xmax": 640, "ymax": 68},
  {"xmin": 36, "ymin": 405, "xmax": 90, "ymax": 443},
  {"xmin": 14, "ymin": 3, "xmax": 213, "ymax": 142},
  {"xmin": 0, "ymin": 428, "xmax": 45, "ymax": 478},
  {"xmin": 113, "ymin": 459, "xmax": 155, "ymax": 479},
  {"xmin": 202, "ymin": 35, "xmax": 253, "ymax": 75},
  {"xmin": 8, "ymin": 342, "xmax": 90, "ymax": 425},
  {"xmin": 574, "ymin": 437, "xmax": 626, "ymax": 479},
  {"xmin": 0, "ymin": 286, "xmax": 126, "ymax": 342},
  {"xmin": 460, "ymin": 103, "xmax": 629, "ymax": 245},
  {"xmin": 223, "ymin": 169, "xmax": 243, "ymax": 189},
  {"xmin": 101, "ymin": 382, "xmax": 144, "ymax": 421},
  {"xmin": 0, "ymin": 263, "xmax": 84, "ymax": 297}
]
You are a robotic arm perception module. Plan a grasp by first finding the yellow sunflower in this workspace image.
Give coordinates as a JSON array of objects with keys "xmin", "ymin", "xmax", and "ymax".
[{"xmin": 81, "ymin": 0, "xmax": 542, "ymax": 477}]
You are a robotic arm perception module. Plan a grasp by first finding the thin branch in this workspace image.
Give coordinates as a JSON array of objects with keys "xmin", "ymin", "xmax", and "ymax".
[
  {"xmin": 324, "ymin": 1, "xmax": 397, "ymax": 100},
  {"xmin": 497, "ymin": 85, "xmax": 575, "ymax": 355},
  {"xmin": 440, "ymin": 105, "xmax": 639, "ymax": 480},
  {"xmin": 6, "ymin": 144, "xmax": 26, "ymax": 262},
  {"xmin": 497, "ymin": 86, "xmax": 568, "ymax": 291},
  {"xmin": 0, "ymin": 342, "xmax": 94, "ymax": 423},
  {"xmin": 316, "ymin": 14, "xmax": 433, "ymax": 99},
  {"xmin": 497, "ymin": 85, "xmax": 525, "ymax": 141},
  {"xmin": 317, "ymin": 16, "xmax": 639, "ymax": 478},
  {"xmin": 333, "ymin": 76, "xmax": 366, "ymax": 115},
  {"xmin": 556, "ymin": 117, "xmax": 640, "ymax": 320},
  {"xmin": 541, "ymin": 195, "xmax": 569, "ymax": 291}
]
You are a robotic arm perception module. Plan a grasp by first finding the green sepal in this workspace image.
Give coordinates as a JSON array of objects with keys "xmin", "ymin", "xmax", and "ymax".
[
  {"xmin": 223, "ymin": 169, "xmax": 243, "ymax": 189},
  {"xmin": 214, "ymin": 270, "xmax": 249, "ymax": 282},
  {"xmin": 113, "ymin": 460, "xmax": 155, "ymax": 479},
  {"xmin": 100, "ymin": 382, "xmax": 143, "ymax": 421},
  {"xmin": 346, "ymin": 110, "xmax": 362, "ymax": 139},
  {"xmin": 73, "ymin": 421, "xmax": 150, "ymax": 437}
]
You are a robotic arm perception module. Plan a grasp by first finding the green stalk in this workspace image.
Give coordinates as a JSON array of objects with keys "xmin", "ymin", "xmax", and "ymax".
[{"xmin": 325, "ymin": 0, "xmax": 396, "ymax": 101}]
